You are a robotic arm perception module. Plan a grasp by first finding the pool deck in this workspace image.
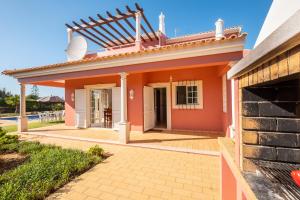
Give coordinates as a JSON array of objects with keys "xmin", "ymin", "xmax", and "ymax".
[
  {"xmin": 0, "ymin": 120, "xmax": 17, "ymax": 126},
  {"xmin": 0, "ymin": 117, "xmax": 40, "ymax": 127}
]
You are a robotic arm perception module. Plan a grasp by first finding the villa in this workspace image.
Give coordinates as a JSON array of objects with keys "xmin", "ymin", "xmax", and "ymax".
[
  {"xmin": 3, "ymin": 1, "xmax": 300, "ymax": 200},
  {"xmin": 2, "ymin": 3, "xmax": 247, "ymax": 143}
]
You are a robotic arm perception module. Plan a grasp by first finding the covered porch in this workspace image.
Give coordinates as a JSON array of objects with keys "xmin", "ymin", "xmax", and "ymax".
[
  {"xmin": 23, "ymin": 123, "xmax": 221, "ymax": 153},
  {"xmin": 16, "ymin": 62, "xmax": 235, "ymax": 145}
]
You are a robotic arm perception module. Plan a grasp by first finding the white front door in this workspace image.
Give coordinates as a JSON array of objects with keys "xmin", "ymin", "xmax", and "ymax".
[
  {"xmin": 144, "ymin": 86, "xmax": 155, "ymax": 131},
  {"xmin": 75, "ymin": 89, "xmax": 86, "ymax": 128},
  {"xmin": 112, "ymin": 87, "xmax": 121, "ymax": 130}
]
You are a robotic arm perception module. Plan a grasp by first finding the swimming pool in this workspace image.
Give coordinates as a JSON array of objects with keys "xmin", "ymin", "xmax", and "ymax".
[{"xmin": 0, "ymin": 115, "xmax": 39, "ymax": 122}]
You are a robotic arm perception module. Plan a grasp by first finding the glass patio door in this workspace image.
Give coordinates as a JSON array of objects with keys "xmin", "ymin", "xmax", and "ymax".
[{"xmin": 90, "ymin": 89, "xmax": 112, "ymax": 128}]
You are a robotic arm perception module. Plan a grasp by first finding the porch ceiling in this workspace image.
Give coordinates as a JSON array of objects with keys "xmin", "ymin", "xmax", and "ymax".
[{"xmin": 31, "ymin": 80, "xmax": 65, "ymax": 88}]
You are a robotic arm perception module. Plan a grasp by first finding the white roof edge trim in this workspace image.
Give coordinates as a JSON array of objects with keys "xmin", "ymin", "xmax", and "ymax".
[
  {"xmin": 15, "ymin": 40, "xmax": 245, "ymax": 79},
  {"xmin": 228, "ymin": 10, "xmax": 300, "ymax": 79}
]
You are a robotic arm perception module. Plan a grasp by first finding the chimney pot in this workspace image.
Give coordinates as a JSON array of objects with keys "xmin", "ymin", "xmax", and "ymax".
[
  {"xmin": 159, "ymin": 12, "xmax": 166, "ymax": 35},
  {"xmin": 215, "ymin": 18, "xmax": 224, "ymax": 40}
]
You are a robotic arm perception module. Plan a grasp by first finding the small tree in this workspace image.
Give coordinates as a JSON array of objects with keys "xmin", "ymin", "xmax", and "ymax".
[
  {"xmin": 0, "ymin": 88, "xmax": 12, "ymax": 106},
  {"xmin": 30, "ymin": 85, "xmax": 39, "ymax": 100},
  {"xmin": 5, "ymin": 95, "xmax": 20, "ymax": 113}
]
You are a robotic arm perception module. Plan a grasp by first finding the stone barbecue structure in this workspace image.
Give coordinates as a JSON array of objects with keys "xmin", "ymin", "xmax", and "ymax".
[{"xmin": 240, "ymin": 45, "xmax": 300, "ymax": 171}]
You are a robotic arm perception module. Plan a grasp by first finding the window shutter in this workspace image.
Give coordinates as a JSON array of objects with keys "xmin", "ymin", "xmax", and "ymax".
[
  {"xmin": 112, "ymin": 87, "xmax": 121, "ymax": 130},
  {"xmin": 75, "ymin": 89, "xmax": 87, "ymax": 128}
]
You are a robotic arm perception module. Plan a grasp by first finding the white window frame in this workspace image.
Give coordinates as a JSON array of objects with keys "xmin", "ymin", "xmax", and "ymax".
[
  {"xmin": 172, "ymin": 80, "xmax": 203, "ymax": 109},
  {"xmin": 148, "ymin": 82, "xmax": 172, "ymax": 130},
  {"xmin": 222, "ymin": 74, "xmax": 227, "ymax": 113}
]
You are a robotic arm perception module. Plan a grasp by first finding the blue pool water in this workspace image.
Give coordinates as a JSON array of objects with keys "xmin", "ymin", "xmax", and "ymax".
[{"xmin": 0, "ymin": 115, "xmax": 39, "ymax": 122}]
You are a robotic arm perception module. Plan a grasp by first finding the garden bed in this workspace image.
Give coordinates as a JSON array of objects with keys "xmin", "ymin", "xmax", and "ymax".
[
  {"xmin": 0, "ymin": 152, "xmax": 28, "ymax": 174},
  {"xmin": 0, "ymin": 127, "xmax": 104, "ymax": 200}
]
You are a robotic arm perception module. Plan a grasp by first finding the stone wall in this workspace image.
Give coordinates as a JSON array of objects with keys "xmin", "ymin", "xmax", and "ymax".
[{"xmin": 241, "ymin": 78, "xmax": 300, "ymax": 171}]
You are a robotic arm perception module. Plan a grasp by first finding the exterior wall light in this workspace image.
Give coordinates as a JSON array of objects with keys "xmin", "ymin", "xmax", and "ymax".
[
  {"xmin": 71, "ymin": 92, "xmax": 75, "ymax": 102},
  {"xmin": 129, "ymin": 89, "xmax": 134, "ymax": 100}
]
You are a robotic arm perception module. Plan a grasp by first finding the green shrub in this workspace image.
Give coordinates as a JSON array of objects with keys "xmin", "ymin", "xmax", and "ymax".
[
  {"xmin": 0, "ymin": 127, "xmax": 18, "ymax": 145},
  {"xmin": 0, "ymin": 127, "xmax": 6, "ymax": 137},
  {"xmin": 0, "ymin": 141, "xmax": 101, "ymax": 200},
  {"xmin": 87, "ymin": 145, "xmax": 104, "ymax": 157},
  {"xmin": 0, "ymin": 142, "xmax": 19, "ymax": 152}
]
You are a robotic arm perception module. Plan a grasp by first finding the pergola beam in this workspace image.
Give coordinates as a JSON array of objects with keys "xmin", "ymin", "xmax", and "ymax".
[
  {"xmin": 89, "ymin": 16, "xmax": 125, "ymax": 45},
  {"xmin": 116, "ymin": 8, "xmax": 146, "ymax": 42},
  {"xmin": 80, "ymin": 19, "xmax": 118, "ymax": 46},
  {"xmin": 72, "ymin": 21, "xmax": 110, "ymax": 48},
  {"xmin": 65, "ymin": 4, "xmax": 158, "ymax": 49},
  {"xmin": 98, "ymin": 14, "xmax": 131, "ymax": 43},
  {"xmin": 135, "ymin": 3, "xmax": 159, "ymax": 40},
  {"xmin": 107, "ymin": 11, "xmax": 135, "ymax": 42},
  {"xmin": 73, "ymin": 13, "xmax": 135, "ymax": 30},
  {"xmin": 65, "ymin": 23, "xmax": 105, "ymax": 48},
  {"xmin": 126, "ymin": 5, "xmax": 153, "ymax": 41}
]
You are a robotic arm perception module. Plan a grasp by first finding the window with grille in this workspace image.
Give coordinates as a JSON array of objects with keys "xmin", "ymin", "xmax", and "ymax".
[
  {"xmin": 176, "ymin": 85, "xmax": 198, "ymax": 105},
  {"xmin": 172, "ymin": 80, "xmax": 203, "ymax": 109}
]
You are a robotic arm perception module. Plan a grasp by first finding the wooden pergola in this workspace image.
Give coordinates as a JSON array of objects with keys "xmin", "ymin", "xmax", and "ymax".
[{"xmin": 65, "ymin": 3, "xmax": 159, "ymax": 49}]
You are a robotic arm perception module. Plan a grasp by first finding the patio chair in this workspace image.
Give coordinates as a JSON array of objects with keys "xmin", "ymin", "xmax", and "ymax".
[
  {"xmin": 54, "ymin": 111, "xmax": 62, "ymax": 121},
  {"xmin": 38, "ymin": 112, "xmax": 44, "ymax": 122},
  {"xmin": 61, "ymin": 110, "xmax": 65, "ymax": 120},
  {"xmin": 44, "ymin": 111, "xmax": 51, "ymax": 122}
]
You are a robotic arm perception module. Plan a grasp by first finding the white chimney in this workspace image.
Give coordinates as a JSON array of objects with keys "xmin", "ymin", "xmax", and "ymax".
[
  {"xmin": 215, "ymin": 18, "xmax": 224, "ymax": 40},
  {"xmin": 159, "ymin": 12, "xmax": 166, "ymax": 35}
]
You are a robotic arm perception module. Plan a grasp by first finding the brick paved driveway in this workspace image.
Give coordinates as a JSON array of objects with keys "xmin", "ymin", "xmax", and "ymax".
[{"xmin": 21, "ymin": 134, "xmax": 220, "ymax": 200}]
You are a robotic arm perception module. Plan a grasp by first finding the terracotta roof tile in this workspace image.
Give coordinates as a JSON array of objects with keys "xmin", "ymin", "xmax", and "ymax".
[
  {"xmin": 2, "ymin": 31, "xmax": 247, "ymax": 75},
  {"xmin": 166, "ymin": 27, "xmax": 241, "ymax": 44}
]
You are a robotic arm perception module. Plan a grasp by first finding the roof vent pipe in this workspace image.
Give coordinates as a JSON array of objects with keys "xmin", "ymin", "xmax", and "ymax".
[
  {"xmin": 215, "ymin": 18, "xmax": 224, "ymax": 40},
  {"xmin": 159, "ymin": 12, "xmax": 166, "ymax": 35}
]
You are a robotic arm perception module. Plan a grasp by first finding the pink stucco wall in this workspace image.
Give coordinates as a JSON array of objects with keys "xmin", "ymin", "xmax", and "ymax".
[
  {"xmin": 146, "ymin": 66, "xmax": 228, "ymax": 133},
  {"xmin": 127, "ymin": 73, "xmax": 145, "ymax": 131},
  {"xmin": 64, "ymin": 65, "xmax": 231, "ymax": 134},
  {"xmin": 220, "ymin": 79, "xmax": 252, "ymax": 200},
  {"xmin": 221, "ymin": 155, "xmax": 237, "ymax": 200},
  {"xmin": 222, "ymin": 78, "xmax": 232, "ymax": 137}
]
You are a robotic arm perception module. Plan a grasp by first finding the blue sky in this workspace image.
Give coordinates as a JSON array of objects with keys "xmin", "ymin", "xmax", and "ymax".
[{"xmin": 0, "ymin": 0, "xmax": 272, "ymax": 97}]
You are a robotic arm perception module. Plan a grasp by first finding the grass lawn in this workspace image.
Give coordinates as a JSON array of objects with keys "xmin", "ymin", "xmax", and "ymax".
[
  {"xmin": 2, "ymin": 120, "xmax": 64, "ymax": 133},
  {"xmin": 0, "ymin": 128, "xmax": 104, "ymax": 200},
  {"xmin": 0, "ymin": 142, "xmax": 101, "ymax": 199}
]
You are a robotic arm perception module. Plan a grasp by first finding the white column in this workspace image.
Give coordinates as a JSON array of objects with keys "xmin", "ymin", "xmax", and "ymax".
[
  {"xmin": 120, "ymin": 72, "xmax": 127, "ymax": 123},
  {"xmin": 18, "ymin": 83, "xmax": 28, "ymax": 132},
  {"xmin": 119, "ymin": 72, "xmax": 129, "ymax": 143},
  {"xmin": 135, "ymin": 11, "xmax": 142, "ymax": 48},
  {"xmin": 67, "ymin": 28, "xmax": 73, "ymax": 44}
]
